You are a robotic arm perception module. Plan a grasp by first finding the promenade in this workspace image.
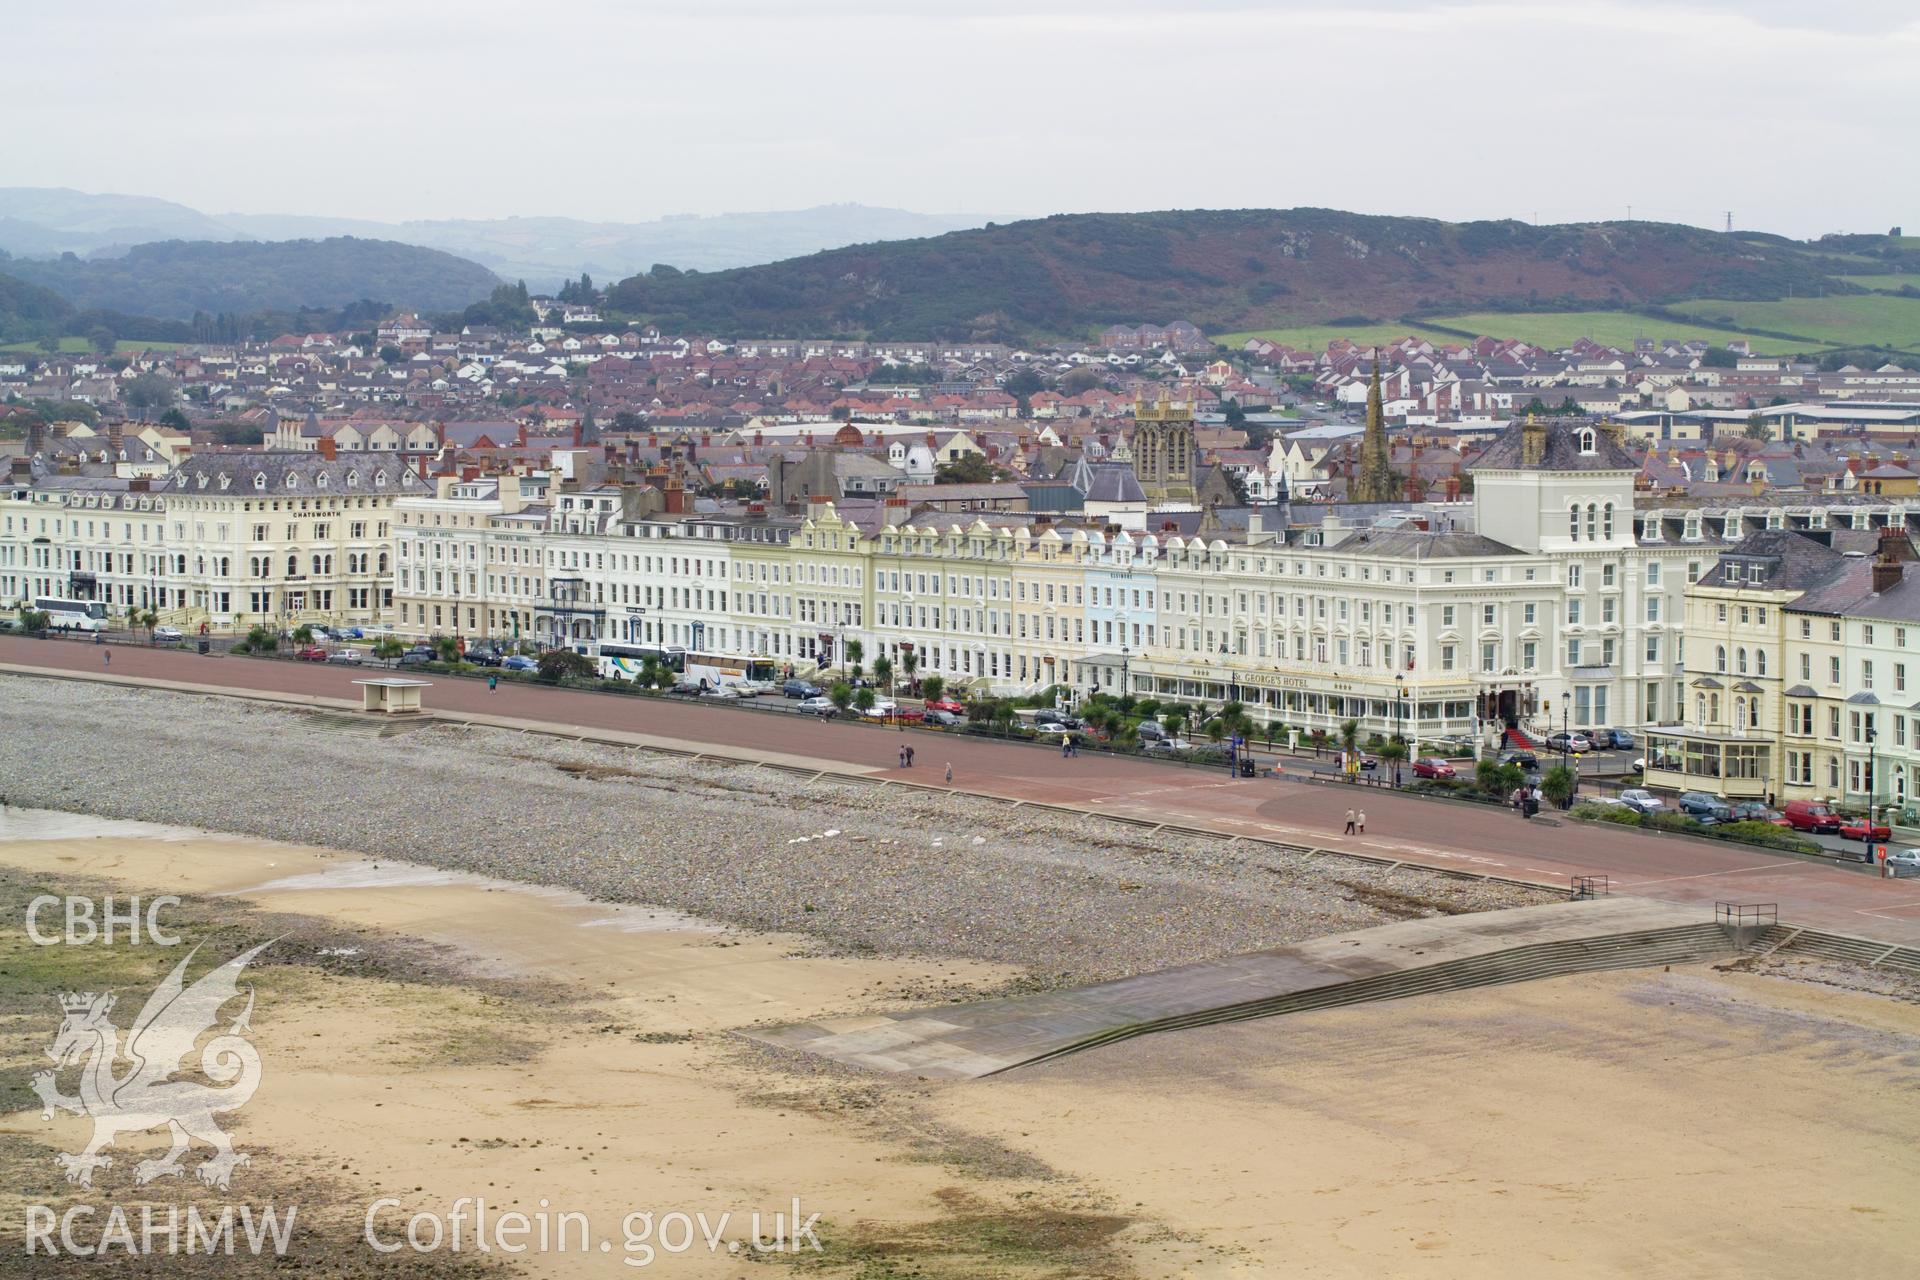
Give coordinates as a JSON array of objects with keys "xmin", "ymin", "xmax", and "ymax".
[{"xmin": 10, "ymin": 634, "xmax": 1920, "ymax": 946}]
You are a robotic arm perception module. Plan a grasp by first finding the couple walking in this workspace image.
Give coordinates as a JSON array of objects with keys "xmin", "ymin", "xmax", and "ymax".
[
  {"xmin": 1343, "ymin": 808, "xmax": 1367, "ymax": 835},
  {"xmin": 897, "ymin": 745, "xmax": 916, "ymax": 769}
]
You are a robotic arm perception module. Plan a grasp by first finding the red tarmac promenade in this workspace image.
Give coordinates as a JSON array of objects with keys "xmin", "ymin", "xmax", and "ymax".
[{"xmin": 9, "ymin": 635, "xmax": 1920, "ymax": 947}]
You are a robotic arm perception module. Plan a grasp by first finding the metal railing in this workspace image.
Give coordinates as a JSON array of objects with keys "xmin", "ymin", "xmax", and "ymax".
[
  {"xmin": 1570, "ymin": 875, "xmax": 1611, "ymax": 900},
  {"xmin": 1715, "ymin": 902, "xmax": 1778, "ymax": 928}
]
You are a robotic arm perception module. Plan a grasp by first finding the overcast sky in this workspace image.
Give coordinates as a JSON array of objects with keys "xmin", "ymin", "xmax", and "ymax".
[{"xmin": 13, "ymin": 0, "xmax": 1917, "ymax": 237}]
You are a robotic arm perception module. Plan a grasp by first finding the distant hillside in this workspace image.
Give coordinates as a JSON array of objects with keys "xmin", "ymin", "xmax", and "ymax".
[
  {"xmin": 603, "ymin": 208, "xmax": 1904, "ymax": 342},
  {"xmin": 0, "ymin": 188, "xmax": 992, "ymax": 289},
  {"xmin": 0, "ymin": 187, "xmax": 238, "ymax": 256},
  {"xmin": 2, "ymin": 238, "xmax": 498, "ymax": 320},
  {"xmin": 0, "ymin": 271, "xmax": 73, "ymax": 342},
  {"xmin": 217, "ymin": 205, "xmax": 993, "ymax": 288}
]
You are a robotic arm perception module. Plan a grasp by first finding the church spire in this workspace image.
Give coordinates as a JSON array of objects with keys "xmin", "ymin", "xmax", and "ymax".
[{"xmin": 1353, "ymin": 358, "xmax": 1396, "ymax": 503}]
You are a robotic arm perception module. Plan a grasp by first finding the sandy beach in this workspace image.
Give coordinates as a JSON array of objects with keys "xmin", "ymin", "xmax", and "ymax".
[{"xmin": 5, "ymin": 810, "xmax": 1919, "ymax": 1277}]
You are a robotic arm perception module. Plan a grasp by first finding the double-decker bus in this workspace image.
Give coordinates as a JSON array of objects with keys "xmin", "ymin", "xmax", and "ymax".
[
  {"xmin": 595, "ymin": 643, "xmax": 685, "ymax": 682},
  {"xmin": 33, "ymin": 597, "xmax": 109, "ymax": 632}
]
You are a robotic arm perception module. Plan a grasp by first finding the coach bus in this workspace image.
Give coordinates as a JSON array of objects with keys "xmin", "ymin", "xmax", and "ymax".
[
  {"xmin": 33, "ymin": 596, "xmax": 109, "ymax": 632},
  {"xmin": 595, "ymin": 643, "xmax": 685, "ymax": 683},
  {"xmin": 684, "ymin": 651, "xmax": 779, "ymax": 690}
]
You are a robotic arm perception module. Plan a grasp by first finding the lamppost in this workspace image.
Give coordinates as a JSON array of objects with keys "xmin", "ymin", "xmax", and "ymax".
[
  {"xmin": 1867, "ymin": 716, "xmax": 1878, "ymax": 827},
  {"xmin": 1394, "ymin": 672, "xmax": 1406, "ymax": 787},
  {"xmin": 1560, "ymin": 690, "xmax": 1572, "ymax": 808}
]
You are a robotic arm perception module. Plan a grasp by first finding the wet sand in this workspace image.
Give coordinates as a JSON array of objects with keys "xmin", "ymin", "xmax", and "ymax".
[{"xmin": 5, "ymin": 811, "xmax": 1920, "ymax": 1277}]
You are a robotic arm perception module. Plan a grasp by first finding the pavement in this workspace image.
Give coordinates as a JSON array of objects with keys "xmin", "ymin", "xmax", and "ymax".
[
  {"xmin": 751, "ymin": 898, "xmax": 1725, "ymax": 1078},
  {"xmin": 10, "ymin": 634, "xmax": 1920, "ymax": 947}
]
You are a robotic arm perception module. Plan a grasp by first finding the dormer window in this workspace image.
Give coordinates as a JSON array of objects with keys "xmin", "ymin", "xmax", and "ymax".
[
  {"xmin": 253, "ymin": 473, "xmax": 267, "ymax": 490},
  {"xmin": 1579, "ymin": 428, "xmax": 1597, "ymax": 454}
]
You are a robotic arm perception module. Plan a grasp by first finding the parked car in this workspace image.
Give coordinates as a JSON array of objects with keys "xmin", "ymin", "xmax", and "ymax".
[
  {"xmin": 150, "ymin": 624, "xmax": 184, "ymax": 643},
  {"xmin": 339, "ymin": 627, "xmax": 366, "ymax": 640},
  {"xmin": 1617, "ymin": 788, "xmax": 1665, "ymax": 815},
  {"xmin": 1546, "ymin": 731, "xmax": 1593, "ymax": 754},
  {"xmin": 1498, "ymin": 749, "xmax": 1539, "ymax": 770},
  {"xmin": 502, "ymin": 655, "xmax": 537, "ymax": 672},
  {"xmin": 797, "ymin": 696, "xmax": 839, "ymax": 716},
  {"xmin": 1411, "ymin": 757, "xmax": 1455, "ymax": 779},
  {"xmin": 1034, "ymin": 722, "xmax": 1083, "ymax": 739},
  {"xmin": 396, "ymin": 652, "xmax": 433, "ymax": 668},
  {"xmin": 1727, "ymin": 802, "xmax": 1789, "ymax": 826},
  {"xmin": 1143, "ymin": 738, "xmax": 1193, "ymax": 755},
  {"xmin": 857, "ymin": 698, "xmax": 899, "ymax": 719},
  {"xmin": 1782, "ymin": 799, "xmax": 1842, "ymax": 834},
  {"xmin": 1840, "ymin": 816, "xmax": 1893, "ymax": 842},
  {"xmin": 404, "ymin": 645, "xmax": 435, "ymax": 659},
  {"xmin": 923, "ymin": 697, "xmax": 966, "ymax": 716},
  {"xmin": 1136, "ymin": 719, "xmax": 1169, "ymax": 743},
  {"xmin": 782, "ymin": 679, "xmax": 822, "ymax": 699},
  {"xmin": 466, "ymin": 649, "xmax": 504, "ymax": 667},
  {"xmin": 294, "ymin": 645, "xmax": 329, "ymax": 662},
  {"xmin": 325, "ymin": 649, "xmax": 364, "ymax": 665},
  {"xmin": 1677, "ymin": 791, "xmax": 1732, "ymax": 824},
  {"xmin": 1603, "ymin": 729, "xmax": 1636, "ymax": 750},
  {"xmin": 699, "ymin": 684, "xmax": 745, "ymax": 700},
  {"xmin": 305, "ymin": 626, "xmax": 332, "ymax": 641},
  {"xmin": 924, "ymin": 709, "xmax": 964, "ymax": 727},
  {"xmin": 1886, "ymin": 848, "xmax": 1920, "ymax": 871}
]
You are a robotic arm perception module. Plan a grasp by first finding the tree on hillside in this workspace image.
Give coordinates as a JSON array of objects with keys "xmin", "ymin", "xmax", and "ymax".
[
  {"xmin": 934, "ymin": 453, "xmax": 1006, "ymax": 484},
  {"xmin": 1002, "ymin": 367, "xmax": 1045, "ymax": 416},
  {"xmin": 124, "ymin": 372, "xmax": 176, "ymax": 416}
]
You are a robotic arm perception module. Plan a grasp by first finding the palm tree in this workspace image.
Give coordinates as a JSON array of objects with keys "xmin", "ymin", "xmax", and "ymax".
[
  {"xmin": 291, "ymin": 624, "xmax": 315, "ymax": 646},
  {"xmin": 901, "ymin": 649, "xmax": 919, "ymax": 690},
  {"xmin": 829, "ymin": 681, "xmax": 854, "ymax": 715},
  {"xmin": 921, "ymin": 674, "xmax": 945, "ymax": 704},
  {"xmin": 1161, "ymin": 707, "xmax": 1188, "ymax": 739},
  {"xmin": 372, "ymin": 636, "xmax": 405, "ymax": 661},
  {"xmin": 1338, "ymin": 718, "xmax": 1361, "ymax": 779},
  {"xmin": 1379, "ymin": 739, "xmax": 1409, "ymax": 787},
  {"xmin": 991, "ymin": 700, "xmax": 1018, "ymax": 737},
  {"xmin": 244, "ymin": 624, "xmax": 277, "ymax": 654},
  {"xmin": 845, "ymin": 639, "xmax": 864, "ymax": 685},
  {"xmin": 873, "ymin": 655, "xmax": 893, "ymax": 695},
  {"xmin": 434, "ymin": 635, "xmax": 460, "ymax": 663},
  {"xmin": 638, "ymin": 656, "xmax": 665, "ymax": 690}
]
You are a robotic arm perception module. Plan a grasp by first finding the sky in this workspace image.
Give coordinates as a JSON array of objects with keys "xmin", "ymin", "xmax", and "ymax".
[{"xmin": 12, "ymin": 0, "xmax": 1918, "ymax": 238}]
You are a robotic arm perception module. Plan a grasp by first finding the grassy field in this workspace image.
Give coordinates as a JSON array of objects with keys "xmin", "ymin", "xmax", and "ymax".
[
  {"xmin": 1664, "ymin": 295, "xmax": 1920, "ymax": 351},
  {"xmin": 0, "ymin": 336, "xmax": 189, "ymax": 354},
  {"xmin": 1214, "ymin": 322, "xmax": 1455, "ymax": 351},
  {"xmin": 1834, "ymin": 274, "xmax": 1916, "ymax": 294},
  {"xmin": 1218, "ymin": 310, "xmax": 1813, "ymax": 355}
]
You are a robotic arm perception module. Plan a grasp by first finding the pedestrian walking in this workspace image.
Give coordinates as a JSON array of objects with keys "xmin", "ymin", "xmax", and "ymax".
[
  {"xmin": 899, "ymin": 746, "xmax": 908, "ymax": 769},
  {"xmin": 1061, "ymin": 737, "xmax": 1071, "ymax": 758},
  {"xmin": 905, "ymin": 746, "xmax": 915, "ymax": 768},
  {"xmin": 1343, "ymin": 808, "xmax": 1356, "ymax": 835},
  {"xmin": 944, "ymin": 763, "xmax": 953, "ymax": 784},
  {"xmin": 103, "ymin": 649, "xmax": 110, "ymax": 668},
  {"xmin": 487, "ymin": 674, "xmax": 498, "ymax": 693},
  {"xmin": 1357, "ymin": 809, "xmax": 1367, "ymax": 835}
]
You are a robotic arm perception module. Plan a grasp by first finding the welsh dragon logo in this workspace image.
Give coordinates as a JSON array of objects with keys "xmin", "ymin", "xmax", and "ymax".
[{"xmin": 32, "ymin": 942, "xmax": 272, "ymax": 1191}]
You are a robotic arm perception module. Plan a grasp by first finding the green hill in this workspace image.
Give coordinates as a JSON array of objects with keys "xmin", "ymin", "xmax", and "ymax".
[
  {"xmin": 603, "ymin": 208, "xmax": 1903, "ymax": 342},
  {"xmin": 3, "ymin": 237, "xmax": 498, "ymax": 320}
]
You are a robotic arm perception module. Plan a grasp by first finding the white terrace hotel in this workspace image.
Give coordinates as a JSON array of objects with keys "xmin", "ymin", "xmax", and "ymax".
[{"xmin": 8, "ymin": 416, "xmax": 1919, "ymax": 803}]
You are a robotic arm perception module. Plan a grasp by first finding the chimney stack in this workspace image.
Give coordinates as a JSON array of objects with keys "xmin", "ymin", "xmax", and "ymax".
[
  {"xmin": 27, "ymin": 419, "xmax": 46, "ymax": 458},
  {"xmin": 317, "ymin": 435, "xmax": 337, "ymax": 460}
]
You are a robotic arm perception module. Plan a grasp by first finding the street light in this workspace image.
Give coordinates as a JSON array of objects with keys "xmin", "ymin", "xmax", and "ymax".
[
  {"xmin": 1394, "ymin": 672, "xmax": 1406, "ymax": 787},
  {"xmin": 1560, "ymin": 690, "xmax": 1572, "ymax": 808},
  {"xmin": 1867, "ymin": 716, "xmax": 1878, "ymax": 826}
]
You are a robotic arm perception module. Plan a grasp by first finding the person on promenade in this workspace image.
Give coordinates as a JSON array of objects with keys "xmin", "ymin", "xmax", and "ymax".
[
  {"xmin": 1357, "ymin": 809, "xmax": 1367, "ymax": 835},
  {"xmin": 899, "ymin": 746, "xmax": 908, "ymax": 769},
  {"xmin": 1343, "ymin": 808, "xmax": 1356, "ymax": 834},
  {"xmin": 905, "ymin": 746, "xmax": 914, "ymax": 768},
  {"xmin": 103, "ymin": 649, "xmax": 110, "ymax": 668},
  {"xmin": 944, "ymin": 763, "xmax": 953, "ymax": 784},
  {"xmin": 488, "ymin": 673, "xmax": 498, "ymax": 693}
]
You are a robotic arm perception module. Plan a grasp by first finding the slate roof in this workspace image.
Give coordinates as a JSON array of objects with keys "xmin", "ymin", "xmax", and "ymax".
[{"xmin": 1466, "ymin": 417, "xmax": 1638, "ymax": 472}]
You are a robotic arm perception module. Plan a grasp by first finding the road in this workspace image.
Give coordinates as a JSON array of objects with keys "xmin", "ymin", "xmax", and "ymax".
[{"xmin": 9, "ymin": 634, "xmax": 1920, "ymax": 947}]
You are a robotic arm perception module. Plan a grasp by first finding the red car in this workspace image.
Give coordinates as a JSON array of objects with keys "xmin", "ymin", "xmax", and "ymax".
[
  {"xmin": 1411, "ymin": 758, "xmax": 1456, "ymax": 779},
  {"xmin": 923, "ymin": 697, "xmax": 965, "ymax": 715},
  {"xmin": 295, "ymin": 646, "xmax": 329, "ymax": 662},
  {"xmin": 1840, "ymin": 817, "xmax": 1892, "ymax": 842}
]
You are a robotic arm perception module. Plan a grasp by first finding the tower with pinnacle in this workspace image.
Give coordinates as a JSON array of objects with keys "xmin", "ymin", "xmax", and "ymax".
[{"xmin": 1352, "ymin": 358, "xmax": 1396, "ymax": 503}]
